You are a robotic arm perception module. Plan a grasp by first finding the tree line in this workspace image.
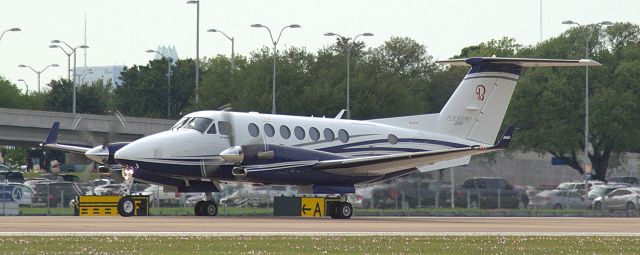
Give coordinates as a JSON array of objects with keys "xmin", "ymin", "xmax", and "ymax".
[{"xmin": 1, "ymin": 22, "xmax": 639, "ymax": 180}]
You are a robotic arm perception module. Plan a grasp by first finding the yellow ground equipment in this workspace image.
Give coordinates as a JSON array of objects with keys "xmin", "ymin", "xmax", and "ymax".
[
  {"xmin": 273, "ymin": 196, "xmax": 351, "ymax": 219},
  {"xmin": 74, "ymin": 195, "xmax": 149, "ymax": 217}
]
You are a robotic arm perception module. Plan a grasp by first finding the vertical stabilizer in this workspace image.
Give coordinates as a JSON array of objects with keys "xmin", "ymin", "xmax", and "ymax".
[{"xmin": 435, "ymin": 57, "xmax": 600, "ymax": 145}]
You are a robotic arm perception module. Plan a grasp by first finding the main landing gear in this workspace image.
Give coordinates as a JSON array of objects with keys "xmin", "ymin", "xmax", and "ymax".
[
  {"xmin": 194, "ymin": 192, "xmax": 218, "ymax": 216},
  {"xmin": 329, "ymin": 196, "xmax": 353, "ymax": 219}
]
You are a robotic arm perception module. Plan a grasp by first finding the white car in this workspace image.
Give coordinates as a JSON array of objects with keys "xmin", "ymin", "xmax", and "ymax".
[{"xmin": 600, "ymin": 187, "xmax": 640, "ymax": 212}]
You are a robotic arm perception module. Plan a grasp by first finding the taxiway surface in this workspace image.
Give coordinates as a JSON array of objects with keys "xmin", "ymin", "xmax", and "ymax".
[{"xmin": 0, "ymin": 216, "xmax": 638, "ymax": 233}]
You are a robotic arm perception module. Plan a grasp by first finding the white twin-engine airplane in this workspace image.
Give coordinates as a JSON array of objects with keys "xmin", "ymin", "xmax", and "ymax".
[{"xmin": 42, "ymin": 57, "xmax": 599, "ymax": 218}]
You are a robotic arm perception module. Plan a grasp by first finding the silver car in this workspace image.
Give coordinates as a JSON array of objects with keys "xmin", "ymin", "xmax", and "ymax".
[
  {"xmin": 600, "ymin": 187, "xmax": 640, "ymax": 212},
  {"xmin": 530, "ymin": 190, "xmax": 591, "ymax": 210},
  {"xmin": 588, "ymin": 184, "xmax": 629, "ymax": 210}
]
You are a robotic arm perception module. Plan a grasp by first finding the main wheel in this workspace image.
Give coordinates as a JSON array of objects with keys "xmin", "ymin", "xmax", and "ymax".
[
  {"xmin": 118, "ymin": 196, "xmax": 135, "ymax": 217},
  {"xmin": 194, "ymin": 201, "xmax": 206, "ymax": 216},
  {"xmin": 202, "ymin": 201, "xmax": 218, "ymax": 216},
  {"xmin": 331, "ymin": 202, "xmax": 353, "ymax": 219},
  {"xmin": 626, "ymin": 202, "xmax": 636, "ymax": 213}
]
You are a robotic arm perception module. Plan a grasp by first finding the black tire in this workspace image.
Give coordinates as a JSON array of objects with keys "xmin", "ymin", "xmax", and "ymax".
[
  {"xmin": 553, "ymin": 203, "xmax": 562, "ymax": 210},
  {"xmin": 202, "ymin": 201, "xmax": 218, "ymax": 216},
  {"xmin": 626, "ymin": 202, "xmax": 636, "ymax": 212},
  {"xmin": 194, "ymin": 201, "xmax": 206, "ymax": 216},
  {"xmin": 118, "ymin": 196, "xmax": 136, "ymax": 217},
  {"xmin": 593, "ymin": 202, "xmax": 602, "ymax": 210},
  {"xmin": 332, "ymin": 202, "xmax": 353, "ymax": 219}
]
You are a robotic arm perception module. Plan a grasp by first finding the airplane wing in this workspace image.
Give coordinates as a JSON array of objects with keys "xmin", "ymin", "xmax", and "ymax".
[
  {"xmin": 312, "ymin": 125, "xmax": 514, "ymax": 176},
  {"xmin": 40, "ymin": 122, "xmax": 92, "ymax": 154}
]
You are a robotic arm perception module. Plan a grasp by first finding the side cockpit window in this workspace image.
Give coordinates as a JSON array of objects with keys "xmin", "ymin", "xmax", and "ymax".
[
  {"xmin": 206, "ymin": 123, "xmax": 217, "ymax": 134},
  {"xmin": 184, "ymin": 117, "xmax": 212, "ymax": 133},
  {"xmin": 218, "ymin": 121, "xmax": 232, "ymax": 135}
]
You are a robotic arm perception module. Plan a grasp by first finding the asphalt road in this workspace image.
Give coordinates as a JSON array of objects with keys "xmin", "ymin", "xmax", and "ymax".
[{"xmin": 0, "ymin": 216, "xmax": 639, "ymax": 233}]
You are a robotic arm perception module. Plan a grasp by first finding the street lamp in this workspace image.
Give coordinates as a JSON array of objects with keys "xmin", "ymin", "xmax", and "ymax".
[
  {"xmin": 562, "ymin": 20, "xmax": 612, "ymax": 197},
  {"xmin": 207, "ymin": 28, "xmax": 235, "ymax": 71},
  {"xmin": 78, "ymin": 69, "xmax": 93, "ymax": 85},
  {"xmin": 187, "ymin": 0, "xmax": 200, "ymax": 105},
  {"xmin": 324, "ymin": 32, "xmax": 374, "ymax": 119},
  {"xmin": 18, "ymin": 64, "xmax": 59, "ymax": 93},
  {"xmin": 49, "ymin": 44, "xmax": 72, "ymax": 80},
  {"xmin": 251, "ymin": 23, "xmax": 301, "ymax": 114},
  {"xmin": 17, "ymin": 79, "xmax": 29, "ymax": 95},
  {"xmin": 51, "ymin": 40, "xmax": 89, "ymax": 114},
  {"xmin": 0, "ymin": 27, "xmax": 20, "ymax": 43},
  {"xmin": 147, "ymin": 49, "xmax": 173, "ymax": 118}
]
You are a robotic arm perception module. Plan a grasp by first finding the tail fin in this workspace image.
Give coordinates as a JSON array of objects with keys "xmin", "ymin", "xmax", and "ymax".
[
  {"xmin": 43, "ymin": 122, "xmax": 60, "ymax": 145},
  {"xmin": 435, "ymin": 57, "xmax": 599, "ymax": 145}
]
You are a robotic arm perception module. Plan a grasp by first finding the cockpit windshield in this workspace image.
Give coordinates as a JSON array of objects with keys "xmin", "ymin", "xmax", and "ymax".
[
  {"xmin": 172, "ymin": 117, "xmax": 190, "ymax": 130},
  {"xmin": 183, "ymin": 117, "xmax": 213, "ymax": 133}
]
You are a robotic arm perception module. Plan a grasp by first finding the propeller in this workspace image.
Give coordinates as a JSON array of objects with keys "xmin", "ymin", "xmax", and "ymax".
[{"xmin": 73, "ymin": 110, "xmax": 127, "ymax": 164}]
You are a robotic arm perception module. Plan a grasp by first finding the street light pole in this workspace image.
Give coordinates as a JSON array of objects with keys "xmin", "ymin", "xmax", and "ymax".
[
  {"xmin": 17, "ymin": 79, "xmax": 29, "ymax": 95},
  {"xmin": 51, "ymin": 40, "xmax": 89, "ymax": 114},
  {"xmin": 18, "ymin": 64, "xmax": 59, "ymax": 93},
  {"xmin": 251, "ymin": 23, "xmax": 301, "ymax": 114},
  {"xmin": 147, "ymin": 50, "xmax": 173, "ymax": 118},
  {"xmin": 187, "ymin": 0, "xmax": 200, "ymax": 105},
  {"xmin": 324, "ymin": 32, "xmax": 374, "ymax": 119},
  {"xmin": 562, "ymin": 20, "xmax": 612, "ymax": 197},
  {"xmin": 49, "ymin": 45, "xmax": 72, "ymax": 80},
  {"xmin": 207, "ymin": 28, "xmax": 235, "ymax": 71},
  {"xmin": 0, "ymin": 28, "xmax": 21, "ymax": 43}
]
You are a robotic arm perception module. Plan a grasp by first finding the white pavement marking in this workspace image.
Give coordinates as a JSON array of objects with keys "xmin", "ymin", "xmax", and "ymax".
[{"xmin": 1, "ymin": 232, "xmax": 640, "ymax": 237}]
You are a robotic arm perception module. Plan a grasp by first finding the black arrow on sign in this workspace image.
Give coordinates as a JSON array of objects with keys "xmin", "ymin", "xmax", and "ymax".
[{"xmin": 301, "ymin": 204, "xmax": 311, "ymax": 214}]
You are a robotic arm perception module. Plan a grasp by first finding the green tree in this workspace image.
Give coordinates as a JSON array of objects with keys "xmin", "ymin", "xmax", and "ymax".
[
  {"xmin": 0, "ymin": 76, "xmax": 24, "ymax": 108},
  {"xmin": 506, "ymin": 22, "xmax": 640, "ymax": 180}
]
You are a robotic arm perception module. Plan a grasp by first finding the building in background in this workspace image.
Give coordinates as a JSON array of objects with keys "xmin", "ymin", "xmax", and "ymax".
[{"xmin": 75, "ymin": 65, "xmax": 125, "ymax": 88}]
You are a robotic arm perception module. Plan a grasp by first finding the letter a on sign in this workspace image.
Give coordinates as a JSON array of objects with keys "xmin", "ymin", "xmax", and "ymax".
[{"xmin": 314, "ymin": 202, "xmax": 322, "ymax": 216}]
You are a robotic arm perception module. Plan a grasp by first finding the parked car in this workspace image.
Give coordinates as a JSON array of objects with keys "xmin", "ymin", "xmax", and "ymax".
[
  {"xmin": 588, "ymin": 184, "xmax": 630, "ymax": 210},
  {"xmin": 556, "ymin": 181, "xmax": 605, "ymax": 192},
  {"xmin": 454, "ymin": 177, "xmax": 528, "ymax": 209},
  {"xmin": 372, "ymin": 180, "xmax": 452, "ymax": 209},
  {"xmin": 140, "ymin": 185, "xmax": 181, "ymax": 206},
  {"xmin": 220, "ymin": 185, "xmax": 298, "ymax": 207},
  {"xmin": 600, "ymin": 187, "xmax": 640, "ymax": 212},
  {"xmin": 608, "ymin": 176, "xmax": 639, "ymax": 186},
  {"xmin": 529, "ymin": 189, "xmax": 591, "ymax": 210},
  {"xmin": 0, "ymin": 182, "xmax": 34, "ymax": 206},
  {"xmin": 32, "ymin": 181, "xmax": 84, "ymax": 208},
  {"xmin": 0, "ymin": 170, "xmax": 24, "ymax": 183}
]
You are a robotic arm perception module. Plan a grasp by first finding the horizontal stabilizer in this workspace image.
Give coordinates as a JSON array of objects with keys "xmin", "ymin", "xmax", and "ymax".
[
  {"xmin": 494, "ymin": 125, "xmax": 515, "ymax": 149},
  {"xmin": 436, "ymin": 57, "xmax": 601, "ymax": 67}
]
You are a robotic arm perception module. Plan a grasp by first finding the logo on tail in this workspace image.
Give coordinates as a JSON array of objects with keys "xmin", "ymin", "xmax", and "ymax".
[{"xmin": 475, "ymin": 85, "xmax": 486, "ymax": 101}]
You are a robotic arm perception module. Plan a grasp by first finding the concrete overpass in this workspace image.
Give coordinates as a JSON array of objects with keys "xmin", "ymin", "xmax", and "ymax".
[{"xmin": 0, "ymin": 107, "xmax": 175, "ymax": 148}]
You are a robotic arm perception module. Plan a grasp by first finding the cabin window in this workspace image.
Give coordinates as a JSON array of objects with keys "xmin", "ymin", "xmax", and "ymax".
[
  {"xmin": 184, "ymin": 117, "xmax": 212, "ymax": 133},
  {"xmin": 388, "ymin": 134, "xmax": 399, "ymax": 144},
  {"xmin": 280, "ymin": 125, "xmax": 291, "ymax": 139},
  {"xmin": 248, "ymin": 123, "xmax": 260, "ymax": 137},
  {"xmin": 206, "ymin": 123, "xmax": 217, "ymax": 134},
  {"xmin": 324, "ymin": 128, "xmax": 335, "ymax": 142},
  {"xmin": 294, "ymin": 126, "xmax": 306, "ymax": 140},
  {"xmin": 338, "ymin": 129, "xmax": 349, "ymax": 143},
  {"xmin": 218, "ymin": 121, "xmax": 232, "ymax": 135},
  {"xmin": 264, "ymin": 123, "xmax": 275, "ymax": 137},
  {"xmin": 309, "ymin": 127, "xmax": 320, "ymax": 141}
]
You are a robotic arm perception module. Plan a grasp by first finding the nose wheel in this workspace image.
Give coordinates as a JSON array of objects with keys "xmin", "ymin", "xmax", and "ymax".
[{"xmin": 194, "ymin": 193, "xmax": 218, "ymax": 216}]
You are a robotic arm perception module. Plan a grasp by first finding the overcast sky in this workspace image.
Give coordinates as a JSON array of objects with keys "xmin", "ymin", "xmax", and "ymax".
[{"xmin": 1, "ymin": 0, "xmax": 638, "ymax": 93}]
